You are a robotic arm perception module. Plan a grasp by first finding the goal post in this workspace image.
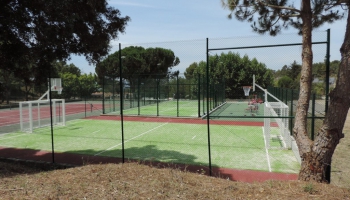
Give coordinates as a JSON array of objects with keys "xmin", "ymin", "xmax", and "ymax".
[
  {"xmin": 20, "ymin": 99, "xmax": 66, "ymax": 133},
  {"xmin": 253, "ymin": 75, "xmax": 292, "ymax": 149},
  {"xmin": 263, "ymin": 101, "xmax": 290, "ymax": 149},
  {"xmin": 20, "ymin": 78, "xmax": 65, "ymax": 133}
]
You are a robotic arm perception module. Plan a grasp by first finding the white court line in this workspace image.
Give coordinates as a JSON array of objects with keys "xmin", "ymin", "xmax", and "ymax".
[
  {"xmin": 192, "ymin": 135, "xmax": 196, "ymax": 139},
  {"xmin": 0, "ymin": 119, "xmax": 94, "ymax": 141},
  {"xmin": 94, "ymin": 122, "xmax": 168, "ymax": 156},
  {"xmin": 159, "ymin": 101, "xmax": 196, "ymax": 114},
  {"xmin": 262, "ymin": 126, "xmax": 272, "ymax": 172},
  {"xmin": 0, "ymin": 134, "xmax": 27, "ymax": 140}
]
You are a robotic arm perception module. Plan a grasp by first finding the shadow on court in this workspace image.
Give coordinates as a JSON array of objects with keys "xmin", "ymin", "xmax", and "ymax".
[{"xmin": 0, "ymin": 145, "xmax": 297, "ymax": 182}]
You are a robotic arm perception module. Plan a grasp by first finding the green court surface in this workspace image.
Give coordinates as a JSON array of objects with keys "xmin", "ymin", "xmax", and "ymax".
[
  {"xmin": 107, "ymin": 100, "xmax": 201, "ymax": 117},
  {"xmin": 104, "ymin": 100, "xmax": 266, "ymax": 120},
  {"xmin": 0, "ymin": 119, "xmax": 299, "ymax": 173},
  {"xmin": 209, "ymin": 102, "xmax": 265, "ymax": 121}
]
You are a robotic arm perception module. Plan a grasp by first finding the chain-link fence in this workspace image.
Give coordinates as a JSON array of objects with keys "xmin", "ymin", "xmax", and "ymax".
[
  {"xmin": 267, "ymin": 86, "xmax": 327, "ymax": 141},
  {"xmin": 101, "ymin": 73, "xmax": 225, "ymax": 117},
  {"xmin": 0, "ymin": 77, "xmax": 104, "ymax": 134},
  {"xmin": 0, "ymin": 30, "xmax": 337, "ymax": 181}
]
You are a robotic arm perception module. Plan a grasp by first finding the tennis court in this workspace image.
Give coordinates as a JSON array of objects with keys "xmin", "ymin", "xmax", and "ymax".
[
  {"xmin": 0, "ymin": 115, "xmax": 300, "ymax": 173},
  {"xmin": 104, "ymin": 99, "xmax": 265, "ymax": 119},
  {"xmin": 106, "ymin": 99, "xmax": 200, "ymax": 117}
]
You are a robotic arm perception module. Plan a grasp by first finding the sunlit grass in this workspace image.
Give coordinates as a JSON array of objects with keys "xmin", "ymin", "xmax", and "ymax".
[{"xmin": 0, "ymin": 119, "xmax": 299, "ymax": 173}]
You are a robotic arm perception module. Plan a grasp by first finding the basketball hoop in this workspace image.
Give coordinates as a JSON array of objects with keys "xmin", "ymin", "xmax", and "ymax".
[
  {"xmin": 39, "ymin": 78, "xmax": 63, "ymax": 100},
  {"xmin": 57, "ymin": 87, "xmax": 63, "ymax": 95},
  {"xmin": 52, "ymin": 86, "xmax": 63, "ymax": 94},
  {"xmin": 243, "ymin": 86, "xmax": 251, "ymax": 97},
  {"xmin": 50, "ymin": 78, "xmax": 63, "ymax": 94}
]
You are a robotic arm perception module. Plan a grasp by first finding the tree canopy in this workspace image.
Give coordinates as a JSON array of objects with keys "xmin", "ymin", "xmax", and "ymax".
[
  {"xmin": 0, "ymin": 0, "xmax": 129, "ymax": 102},
  {"xmin": 52, "ymin": 61, "xmax": 97, "ymax": 99},
  {"xmin": 95, "ymin": 46, "xmax": 180, "ymax": 83},
  {"xmin": 185, "ymin": 52, "xmax": 274, "ymax": 98},
  {"xmin": 0, "ymin": 0, "xmax": 129, "ymax": 93},
  {"xmin": 221, "ymin": 0, "xmax": 343, "ymax": 36},
  {"xmin": 1, "ymin": 0, "xmax": 130, "ymax": 64}
]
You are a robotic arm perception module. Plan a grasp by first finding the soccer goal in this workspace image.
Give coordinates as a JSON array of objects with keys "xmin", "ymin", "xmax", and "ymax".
[
  {"xmin": 263, "ymin": 101, "xmax": 290, "ymax": 149},
  {"xmin": 20, "ymin": 99, "xmax": 66, "ymax": 133},
  {"xmin": 19, "ymin": 78, "xmax": 65, "ymax": 133},
  {"xmin": 253, "ymin": 75, "xmax": 292, "ymax": 149}
]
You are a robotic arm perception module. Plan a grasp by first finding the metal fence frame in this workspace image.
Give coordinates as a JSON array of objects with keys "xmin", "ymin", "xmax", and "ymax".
[{"xmin": 0, "ymin": 30, "xmax": 332, "ymax": 180}]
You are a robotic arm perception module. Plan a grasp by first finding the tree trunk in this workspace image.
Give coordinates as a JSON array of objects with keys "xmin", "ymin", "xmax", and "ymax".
[
  {"xmin": 293, "ymin": 0, "xmax": 315, "ymax": 180},
  {"xmin": 297, "ymin": 3, "xmax": 350, "ymax": 182}
]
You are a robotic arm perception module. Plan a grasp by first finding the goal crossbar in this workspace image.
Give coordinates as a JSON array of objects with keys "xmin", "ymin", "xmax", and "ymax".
[{"xmin": 19, "ymin": 99, "xmax": 66, "ymax": 133}]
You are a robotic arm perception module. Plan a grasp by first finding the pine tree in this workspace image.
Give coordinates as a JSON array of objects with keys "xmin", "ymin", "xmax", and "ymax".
[{"xmin": 222, "ymin": 0, "xmax": 347, "ymax": 182}]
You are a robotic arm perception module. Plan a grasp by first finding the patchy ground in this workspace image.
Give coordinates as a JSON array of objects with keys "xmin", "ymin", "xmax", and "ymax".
[
  {"xmin": 0, "ymin": 160, "xmax": 349, "ymax": 199},
  {"xmin": 331, "ymin": 109, "xmax": 350, "ymax": 188}
]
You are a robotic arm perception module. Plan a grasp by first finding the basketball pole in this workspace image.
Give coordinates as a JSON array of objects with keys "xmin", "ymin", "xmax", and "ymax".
[{"xmin": 253, "ymin": 74, "xmax": 255, "ymax": 92}]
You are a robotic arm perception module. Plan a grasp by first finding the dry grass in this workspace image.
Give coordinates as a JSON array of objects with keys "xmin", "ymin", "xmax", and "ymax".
[
  {"xmin": 0, "ymin": 160, "xmax": 349, "ymax": 200},
  {"xmin": 331, "ymin": 109, "xmax": 350, "ymax": 188},
  {"xmin": 0, "ymin": 111, "xmax": 349, "ymax": 199}
]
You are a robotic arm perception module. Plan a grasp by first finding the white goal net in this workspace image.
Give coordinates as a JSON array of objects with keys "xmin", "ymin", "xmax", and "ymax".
[
  {"xmin": 263, "ymin": 101, "xmax": 291, "ymax": 149},
  {"xmin": 19, "ymin": 99, "xmax": 65, "ymax": 133},
  {"xmin": 253, "ymin": 75, "xmax": 292, "ymax": 149}
]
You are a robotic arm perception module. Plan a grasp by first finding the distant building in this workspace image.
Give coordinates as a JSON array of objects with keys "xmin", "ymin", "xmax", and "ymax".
[{"xmin": 313, "ymin": 77, "xmax": 336, "ymax": 87}]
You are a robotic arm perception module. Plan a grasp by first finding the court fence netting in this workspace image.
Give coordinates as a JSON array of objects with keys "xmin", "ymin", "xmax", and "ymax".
[{"xmin": 0, "ymin": 31, "xmax": 332, "ymax": 181}]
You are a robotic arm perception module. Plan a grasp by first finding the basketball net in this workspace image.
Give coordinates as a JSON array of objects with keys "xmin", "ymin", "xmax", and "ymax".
[{"xmin": 243, "ymin": 86, "xmax": 251, "ymax": 97}]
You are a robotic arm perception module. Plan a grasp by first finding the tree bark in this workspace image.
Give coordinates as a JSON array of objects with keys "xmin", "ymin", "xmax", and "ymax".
[
  {"xmin": 293, "ymin": 0, "xmax": 315, "ymax": 180},
  {"xmin": 297, "ymin": 3, "xmax": 350, "ymax": 182}
]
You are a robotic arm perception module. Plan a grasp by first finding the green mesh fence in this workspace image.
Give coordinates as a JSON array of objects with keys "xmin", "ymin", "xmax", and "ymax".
[
  {"xmin": 0, "ymin": 31, "xmax": 334, "ymax": 181},
  {"xmin": 102, "ymin": 73, "xmax": 225, "ymax": 117}
]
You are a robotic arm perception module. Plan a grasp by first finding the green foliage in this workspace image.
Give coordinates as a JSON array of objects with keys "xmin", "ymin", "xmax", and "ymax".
[
  {"xmin": 312, "ymin": 82, "xmax": 326, "ymax": 96},
  {"xmin": 277, "ymin": 76, "xmax": 294, "ymax": 88},
  {"xmin": 96, "ymin": 46, "xmax": 180, "ymax": 84},
  {"xmin": 0, "ymin": 70, "xmax": 19, "ymax": 103},
  {"xmin": 78, "ymin": 73, "xmax": 98, "ymax": 98},
  {"xmin": 273, "ymin": 60, "xmax": 339, "ymax": 94},
  {"xmin": 53, "ymin": 61, "xmax": 97, "ymax": 99},
  {"xmin": 60, "ymin": 73, "xmax": 80, "ymax": 99},
  {"xmin": 54, "ymin": 61, "xmax": 81, "ymax": 77},
  {"xmin": 221, "ymin": 0, "xmax": 344, "ymax": 36},
  {"xmin": 0, "ymin": 0, "xmax": 129, "ymax": 103},
  {"xmin": 303, "ymin": 183, "xmax": 315, "ymax": 194},
  {"xmin": 274, "ymin": 61, "xmax": 301, "ymax": 89},
  {"xmin": 313, "ymin": 60, "xmax": 339, "ymax": 80},
  {"xmin": 184, "ymin": 51, "xmax": 273, "ymax": 99},
  {"xmin": 1, "ymin": 0, "xmax": 130, "ymax": 66},
  {"xmin": 184, "ymin": 63, "xmax": 199, "ymax": 79}
]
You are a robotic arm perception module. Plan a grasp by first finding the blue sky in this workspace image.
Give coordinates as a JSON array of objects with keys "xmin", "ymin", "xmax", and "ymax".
[{"xmin": 71, "ymin": 0, "xmax": 347, "ymax": 74}]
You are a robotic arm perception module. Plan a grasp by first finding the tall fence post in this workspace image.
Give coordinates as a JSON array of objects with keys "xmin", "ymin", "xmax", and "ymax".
[
  {"xmin": 202, "ymin": 74, "xmax": 205, "ymax": 116},
  {"xmin": 206, "ymin": 38, "xmax": 212, "ymax": 176},
  {"xmin": 102, "ymin": 75, "xmax": 105, "ymax": 114},
  {"xmin": 143, "ymin": 81, "xmax": 145, "ymax": 106},
  {"xmin": 311, "ymin": 93, "xmax": 316, "ymax": 141},
  {"xmin": 198, "ymin": 73, "xmax": 201, "ymax": 117},
  {"xmin": 85, "ymin": 97, "xmax": 87, "ymax": 118},
  {"xmin": 325, "ymin": 28, "xmax": 330, "ymax": 113},
  {"xmin": 48, "ymin": 76, "xmax": 55, "ymax": 163},
  {"xmin": 290, "ymin": 89, "xmax": 294, "ymax": 136},
  {"xmin": 157, "ymin": 78, "xmax": 159, "ymax": 116},
  {"xmin": 138, "ymin": 77, "xmax": 140, "ymax": 115},
  {"xmin": 113, "ymin": 76, "xmax": 115, "ymax": 112},
  {"xmin": 176, "ymin": 74, "xmax": 179, "ymax": 117},
  {"xmin": 119, "ymin": 43, "xmax": 125, "ymax": 163}
]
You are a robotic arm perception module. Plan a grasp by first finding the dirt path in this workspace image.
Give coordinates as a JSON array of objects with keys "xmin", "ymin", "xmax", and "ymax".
[{"xmin": 331, "ymin": 109, "xmax": 350, "ymax": 188}]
